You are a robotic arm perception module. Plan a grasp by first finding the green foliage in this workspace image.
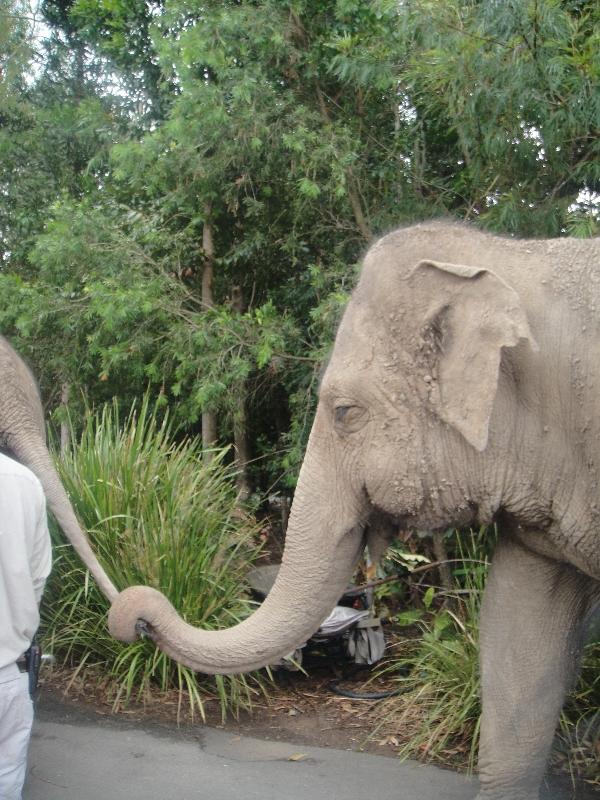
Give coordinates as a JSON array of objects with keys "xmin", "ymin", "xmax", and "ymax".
[
  {"xmin": 0, "ymin": 199, "xmax": 177, "ymax": 414},
  {"xmin": 395, "ymin": 0, "xmax": 600, "ymax": 235},
  {"xmin": 42, "ymin": 397, "xmax": 268, "ymax": 718},
  {"xmin": 0, "ymin": 0, "xmax": 34, "ymax": 108},
  {"xmin": 5, "ymin": 0, "xmax": 597, "ymax": 497},
  {"xmin": 0, "ymin": 29, "xmax": 123, "ymax": 266}
]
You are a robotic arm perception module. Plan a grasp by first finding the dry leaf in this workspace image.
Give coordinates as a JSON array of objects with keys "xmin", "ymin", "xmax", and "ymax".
[{"xmin": 288, "ymin": 753, "xmax": 308, "ymax": 762}]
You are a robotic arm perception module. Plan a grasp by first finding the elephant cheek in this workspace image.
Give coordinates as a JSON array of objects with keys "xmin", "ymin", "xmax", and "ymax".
[{"xmin": 364, "ymin": 448, "xmax": 424, "ymax": 519}]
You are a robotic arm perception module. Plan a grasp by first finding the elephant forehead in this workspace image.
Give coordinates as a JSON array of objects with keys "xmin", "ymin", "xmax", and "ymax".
[
  {"xmin": 335, "ymin": 293, "xmax": 415, "ymax": 357},
  {"xmin": 332, "ymin": 304, "xmax": 378, "ymax": 365},
  {"xmin": 325, "ymin": 304, "xmax": 414, "ymax": 397}
]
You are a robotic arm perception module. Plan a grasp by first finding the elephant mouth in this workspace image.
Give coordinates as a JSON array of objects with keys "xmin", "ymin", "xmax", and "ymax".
[{"xmin": 364, "ymin": 508, "xmax": 402, "ymax": 563}]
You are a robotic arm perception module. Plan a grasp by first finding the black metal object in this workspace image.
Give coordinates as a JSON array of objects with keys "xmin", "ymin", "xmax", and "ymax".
[
  {"xmin": 24, "ymin": 638, "xmax": 42, "ymax": 697},
  {"xmin": 327, "ymin": 681, "xmax": 402, "ymax": 700}
]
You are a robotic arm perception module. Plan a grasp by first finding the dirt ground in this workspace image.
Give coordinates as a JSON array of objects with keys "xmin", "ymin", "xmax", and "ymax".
[
  {"xmin": 39, "ymin": 653, "xmax": 402, "ymax": 759},
  {"xmin": 38, "ymin": 649, "xmax": 600, "ymax": 797}
]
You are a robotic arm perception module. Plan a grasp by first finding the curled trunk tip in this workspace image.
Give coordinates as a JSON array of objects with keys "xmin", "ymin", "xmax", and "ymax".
[{"xmin": 108, "ymin": 585, "xmax": 171, "ymax": 643}]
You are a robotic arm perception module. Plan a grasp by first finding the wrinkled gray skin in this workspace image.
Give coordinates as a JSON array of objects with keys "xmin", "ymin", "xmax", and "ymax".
[
  {"xmin": 4, "ymin": 222, "xmax": 600, "ymax": 799},
  {"xmin": 0, "ymin": 336, "xmax": 118, "ymax": 602}
]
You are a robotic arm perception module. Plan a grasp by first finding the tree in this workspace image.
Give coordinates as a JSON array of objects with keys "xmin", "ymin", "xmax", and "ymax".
[
  {"xmin": 42, "ymin": 0, "xmax": 172, "ymax": 122},
  {"xmin": 333, "ymin": 0, "xmax": 600, "ymax": 235},
  {"xmin": 0, "ymin": 1, "xmax": 125, "ymax": 269},
  {"xmin": 2, "ymin": 0, "xmax": 598, "ymax": 496}
]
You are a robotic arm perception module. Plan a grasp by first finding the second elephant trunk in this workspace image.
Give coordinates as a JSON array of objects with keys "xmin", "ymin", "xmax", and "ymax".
[{"xmin": 11, "ymin": 437, "xmax": 119, "ymax": 603}]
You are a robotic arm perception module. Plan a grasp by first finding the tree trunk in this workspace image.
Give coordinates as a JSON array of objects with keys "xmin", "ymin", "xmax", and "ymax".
[
  {"xmin": 201, "ymin": 207, "xmax": 218, "ymax": 457},
  {"xmin": 346, "ymin": 171, "xmax": 372, "ymax": 241},
  {"xmin": 233, "ymin": 406, "xmax": 251, "ymax": 502},
  {"xmin": 201, "ymin": 207, "xmax": 215, "ymax": 309},
  {"xmin": 230, "ymin": 285, "xmax": 251, "ymax": 502},
  {"xmin": 60, "ymin": 383, "xmax": 70, "ymax": 455},
  {"xmin": 202, "ymin": 411, "xmax": 218, "ymax": 458}
]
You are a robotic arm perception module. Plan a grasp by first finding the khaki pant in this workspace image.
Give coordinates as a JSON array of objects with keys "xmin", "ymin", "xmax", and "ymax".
[{"xmin": 0, "ymin": 663, "xmax": 33, "ymax": 800}]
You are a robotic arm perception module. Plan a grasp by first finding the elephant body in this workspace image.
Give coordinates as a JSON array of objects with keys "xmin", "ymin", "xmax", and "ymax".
[
  {"xmin": 3, "ymin": 222, "xmax": 600, "ymax": 799},
  {"xmin": 109, "ymin": 221, "xmax": 600, "ymax": 799}
]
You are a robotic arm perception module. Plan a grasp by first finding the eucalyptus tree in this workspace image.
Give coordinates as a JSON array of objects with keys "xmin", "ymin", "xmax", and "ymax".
[
  {"xmin": 333, "ymin": 0, "xmax": 600, "ymax": 235},
  {"xmin": 41, "ymin": 0, "xmax": 172, "ymax": 122},
  {"xmin": 0, "ymin": 1, "xmax": 131, "ymax": 421},
  {"xmin": 92, "ymin": 0, "xmax": 431, "ymax": 481}
]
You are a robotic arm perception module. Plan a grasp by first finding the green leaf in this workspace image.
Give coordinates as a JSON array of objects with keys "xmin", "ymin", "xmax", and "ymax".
[
  {"xmin": 423, "ymin": 586, "xmax": 436, "ymax": 610},
  {"xmin": 394, "ymin": 609, "xmax": 424, "ymax": 627},
  {"xmin": 298, "ymin": 178, "xmax": 322, "ymax": 199}
]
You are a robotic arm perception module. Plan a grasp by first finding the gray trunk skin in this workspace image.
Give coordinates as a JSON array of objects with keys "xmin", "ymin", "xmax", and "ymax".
[
  {"xmin": 12, "ymin": 437, "xmax": 119, "ymax": 603},
  {"xmin": 0, "ymin": 336, "xmax": 118, "ymax": 603}
]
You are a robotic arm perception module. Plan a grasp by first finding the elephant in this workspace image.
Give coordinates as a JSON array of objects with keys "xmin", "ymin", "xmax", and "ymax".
[
  {"xmin": 3, "ymin": 220, "xmax": 600, "ymax": 799},
  {"xmin": 0, "ymin": 335, "xmax": 118, "ymax": 603}
]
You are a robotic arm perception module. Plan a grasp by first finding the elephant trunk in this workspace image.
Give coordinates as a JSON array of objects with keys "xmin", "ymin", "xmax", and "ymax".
[
  {"xmin": 11, "ymin": 438, "xmax": 119, "ymax": 603},
  {"xmin": 108, "ymin": 413, "xmax": 368, "ymax": 674}
]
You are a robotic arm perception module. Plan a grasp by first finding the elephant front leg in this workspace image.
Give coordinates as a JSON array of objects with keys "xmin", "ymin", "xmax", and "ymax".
[{"xmin": 476, "ymin": 535, "xmax": 598, "ymax": 800}]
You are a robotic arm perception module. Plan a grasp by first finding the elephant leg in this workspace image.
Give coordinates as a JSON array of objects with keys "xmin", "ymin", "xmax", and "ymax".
[{"xmin": 476, "ymin": 535, "xmax": 599, "ymax": 800}]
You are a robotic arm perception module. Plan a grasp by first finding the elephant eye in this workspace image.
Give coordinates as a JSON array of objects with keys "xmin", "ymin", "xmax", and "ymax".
[
  {"xmin": 334, "ymin": 405, "xmax": 367, "ymax": 433},
  {"xmin": 335, "ymin": 406, "xmax": 351, "ymax": 423}
]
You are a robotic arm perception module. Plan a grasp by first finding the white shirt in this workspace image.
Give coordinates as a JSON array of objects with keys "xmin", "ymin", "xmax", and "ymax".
[{"xmin": 0, "ymin": 452, "xmax": 52, "ymax": 668}]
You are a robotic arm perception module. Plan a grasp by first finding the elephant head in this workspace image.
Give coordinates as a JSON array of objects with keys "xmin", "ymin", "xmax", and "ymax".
[{"xmin": 107, "ymin": 222, "xmax": 537, "ymax": 673}]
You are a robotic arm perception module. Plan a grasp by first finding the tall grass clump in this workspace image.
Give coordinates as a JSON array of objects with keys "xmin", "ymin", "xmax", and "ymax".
[{"xmin": 42, "ymin": 398, "xmax": 266, "ymax": 719}]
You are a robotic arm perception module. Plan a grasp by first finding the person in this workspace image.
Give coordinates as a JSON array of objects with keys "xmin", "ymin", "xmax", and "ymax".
[{"xmin": 0, "ymin": 451, "xmax": 52, "ymax": 799}]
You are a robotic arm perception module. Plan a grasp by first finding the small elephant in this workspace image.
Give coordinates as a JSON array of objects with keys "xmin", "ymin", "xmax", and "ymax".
[
  {"xmin": 0, "ymin": 335, "xmax": 117, "ymax": 602},
  {"xmin": 5, "ymin": 220, "xmax": 600, "ymax": 800}
]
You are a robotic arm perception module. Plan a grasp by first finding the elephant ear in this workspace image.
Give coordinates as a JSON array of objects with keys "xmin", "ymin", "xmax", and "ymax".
[{"xmin": 411, "ymin": 259, "xmax": 538, "ymax": 452}]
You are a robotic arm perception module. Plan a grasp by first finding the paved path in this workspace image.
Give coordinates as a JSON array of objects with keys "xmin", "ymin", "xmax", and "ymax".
[{"xmin": 23, "ymin": 697, "xmax": 594, "ymax": 800}]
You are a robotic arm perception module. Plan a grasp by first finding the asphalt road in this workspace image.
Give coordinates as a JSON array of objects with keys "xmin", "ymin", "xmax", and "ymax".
[{"xmin": 23, "ymin": 697, "xmax": 596, "ymax": 800}]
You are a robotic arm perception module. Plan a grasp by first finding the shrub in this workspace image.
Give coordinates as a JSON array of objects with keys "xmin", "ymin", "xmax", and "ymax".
[{"xmin": 42, "ymin": 398, "xmax": 267, "ymax": 719}]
